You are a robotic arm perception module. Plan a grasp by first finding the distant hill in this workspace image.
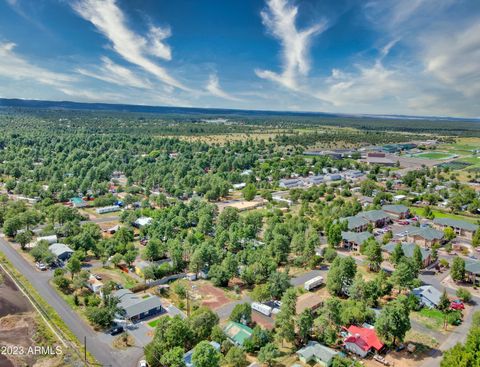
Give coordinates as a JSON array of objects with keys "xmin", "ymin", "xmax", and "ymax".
[{"xmin": 0, "ymin": 98, "xmax": 478, "ymax": 122}]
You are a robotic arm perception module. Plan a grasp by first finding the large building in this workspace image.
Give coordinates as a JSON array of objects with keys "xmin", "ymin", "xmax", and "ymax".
[
  {"xmin": 343, "ymin": 325, "xmax": 384, "ymax": 358},
  {"xmin": 340, "ymin": 216, "xmax": 369, "ymax": 232},
  {"xmin": 342, "ymin": 231, "xmax": 374, "ymax": 251},
  {"xmin": 382, "ymin": 204, "xmax": 410, "ymax": 219},
  {"xmin": 382, "ymin": 242, "xmax": 432, "ymax": 268},
  {"xmin": 357, "ymin": 210, "xmax": 391, "ymax": 228},
  {"xmin": 48, "ymin": 243, "xmax": 74, "ymax": 261},
  {"xmin": 297, "ymin": 341, "xmax": 339, "ymax": 366},
  {"xmin": 405, "ymin": 227, "xmax": 444, "ymax": 248},
  {"xmin": 433, "ymin": 218, "xmax": 477, "ymax": 240}
]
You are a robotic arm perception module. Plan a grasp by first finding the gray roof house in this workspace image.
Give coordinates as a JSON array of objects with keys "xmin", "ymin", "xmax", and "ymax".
[
  {"xmin": 383, "ymin": 242, "xmax": 432, "ymax": 267},
  {"xmin": 412, "ymin": 285, "xmax": 442, "ymax": 308},
  {"xmin": 357, "ymin": 210, "xmax": 391, "ymax": 228},
  {"xmin": 297, "ymin": 341, "xmax": 339, "ymax": 366},
  {"xmin": 465, "ymin": 259, "xmax": 480, "ymax": 285},
  {"xmin": 341, "ymin": 216, "xmax": 369, "ymax": 232},
  {"xmin": 48, "ymin": 243, "xmax": 74, "ymax": 261},
  {"xmin": 382, "ymin": 204, "xmax": 410, "ymax": 218},
  {"xmin": 342, "ymin": 231, "xmax": 374, "ymax": 251},
  {"xmin": 406, "ymin": 227, "xmax": 444, "ymax": 247},
  {"xmin": 279, "ymin": 178, "xmax": 304, "ymax": 189},
  {"xmin": 113, "ymin": 289, "xmax": 163, "ymax": 322},
  {"xmin": 433, "ymin": 218, "xmax": 478, "ymax": 240}
]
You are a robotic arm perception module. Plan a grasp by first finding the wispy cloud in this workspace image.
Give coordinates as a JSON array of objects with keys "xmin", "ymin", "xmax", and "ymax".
[
  {"xmin": 206, "ymin": 74, "xmax": 242, "ymax": 102},
  {"xmin": 255, "ymin": 0, "xmax": 327, "ymax": 91},
  {"xmin": 72, "ymin": 0, "xmax": 188, "ymax": 90},
  {"xmin": 0, "ymin": 42, "xmax": 75, "ymax": 87},
  {"xmin": 77, "ymin": 57, "xmax": 152, "ymax": 89}
]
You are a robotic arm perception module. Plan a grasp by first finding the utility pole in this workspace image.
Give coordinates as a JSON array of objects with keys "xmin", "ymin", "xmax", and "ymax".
[{"xmin": 84, "ymin": 335, "xmax": 87, "ymax": 363}]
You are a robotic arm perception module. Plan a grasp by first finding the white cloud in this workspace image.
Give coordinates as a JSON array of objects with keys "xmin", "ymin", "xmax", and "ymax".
[
  {"xmin": 72, "ymin": 0, "xmax": 188, "ymax": 90},
  {"xmin": 77, "ymin": 57, "xmax": 152, "ymax": 89},
  {"xmin": 0, "ymin": 42, "xmax": 75, "ymax": 87},
  {"xmin": 255, "ymin": 0, "xmax": 327, "ymax": 90},
  {"xmin": 206, "ymin": 74, "xmax": 242, "ymax": 102}
]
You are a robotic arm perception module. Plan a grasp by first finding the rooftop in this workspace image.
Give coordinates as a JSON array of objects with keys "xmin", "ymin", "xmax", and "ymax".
[
  {"xmin": 382, "ymin": 204, "xmax": 409, "ymax": 214},
  {"xmin": 345, "ymin": 325, "xmax": 384, "ymax": 351},
  {"xmin": 224, "ymin": 321, "xmax": 253, "ymax": 346},
  {"xmin": 433, "ymin": 218, "xmax": 477, "ymax": 232},
  {"xmin": 342, "ymin": 231, "xmax": 373, "ymax": 245},
  {"xmin": 383, "ymin": 242, "xmax": 431, "ymax": 260}
]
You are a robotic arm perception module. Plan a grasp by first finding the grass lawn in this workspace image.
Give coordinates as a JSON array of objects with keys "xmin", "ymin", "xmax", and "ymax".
[
  {"xmin": 94, "ymin": 267, "xmax": 139, "ymax": 289},
  {"xmin": 410, "ymin": 206, "xmax": 478, "ymax": 224},
  {"xmin": 414, "ymin": 152, "xmax": 455, "ymax": 160},
  {"xmin": 411, "ymin": 308, "xmax": 444, "ymax": 331},
  {"xmin": 148, "ymin": 318, "xmax": 161, "ymax": 328}
]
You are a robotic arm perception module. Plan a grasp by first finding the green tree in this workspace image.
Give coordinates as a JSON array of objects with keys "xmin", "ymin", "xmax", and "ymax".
[
  {"xmin": 451, "ymin": 257, "xmax": 465, "ymax": 282},
  {"xmin": 326, "ymin": 256, "xmax": 357, "ymax": 296},
  {"xmin": 66, "ymin": 256, "xmax": 81, "ymax": 280},
  {"xmin": 412, "ymin": 245, "xmax": 424, "ymax": 271},
  {"xmin": 258, "ymin": 343, "xmax": 279, "ymax": 367},
  {"xmin": 274, "ymin": 288, "xmax": 297, "ymax": 345},
  {"xmin": 297, "ymin": 309, "xmax": 314, "ymax": 344},
  {"xmin": 15, "ymin": 231, "xmax": 32, "ymax": 250},
  {"xmin": 189, "ymin": 307, "xmax": 219, "ymax": 343},
  {"xmin": 391, "ymin": 259, "xmax": 417, "ymax": 291},
  {"xmin": 224, "ymin": 346, "xmax": 248, "ymax": 367},
  {"xmin": 456, "ymin": 288, "xmax": 472, "ymax": 303},
  {"xmin": 229, "ymin": 303, "xmax": 252, "ymax": 325},
  {"xmin": 365, "ymin": 239, "xmax": 382, "ymax": 272},
  {"xmin": 242, "ymin": 183, "xmax": 257, "ymax": 201},
  {"xmin": 327, "ymin": 224, "xmax": 342, "ymax": 247},
  {"xmin": 444, "ymin": 227, "xmax": 456, "ymax": 241},
  {"xmin": 375, "ymin": 298, "xmax": 411, "ymax": 345},
  {"xmin": 191, "ymin": 341, "xmax": 221, "ymax": 367},
  {"xmin": 160, "ymin": 347, "xmax": 186, "ymax": 367},
  {"xmin": 390, "ymin": 243, "xmax": 405, "ymax": 266}
]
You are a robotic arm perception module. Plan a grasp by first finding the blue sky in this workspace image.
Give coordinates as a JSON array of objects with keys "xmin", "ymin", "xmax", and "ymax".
[{"xmin": 0, "ymin": 0, "xmax": 479, "ymax": 117}]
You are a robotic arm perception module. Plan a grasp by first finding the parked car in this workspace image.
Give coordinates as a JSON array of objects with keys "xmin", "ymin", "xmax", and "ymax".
[
  {"xmin": 93, "ymin": 274, "xmax": 102, "ymax": 280},
  {"xmin": 35, "ymin": 262, "xmax": 47, "ymax": 271},
  {"xmin": 451, "ymin": 300, "xmax": 465, "ymax": 310},
  {"xmin": 108, "ymin": 325, "xmax": 124, "ymax": 336},
  {"xmin": 139, "ymin": 361, "xmax": 148, "ymax": 367}
]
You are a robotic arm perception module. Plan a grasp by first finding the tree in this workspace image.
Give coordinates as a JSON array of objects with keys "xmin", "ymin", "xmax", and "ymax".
[
  {"xmin": 15, "ymin": 231, "xmax": 32, "ymax": 250},
  {"xmin": 225, "ymin": 346, "xmax": 247, "ymax": 367},
  {"xmin": 365, "ymin": 239, "xmax": 382, "ymax": 272},
  {"xmin": 189, "ymin": 307, "xmax": 219, "ymax": 343},
  {"xmin": 444, "ymin": 227, "xmax": 456, "ymax": 241},
  {"xmin": 451, "ymin": 257, "xmax": 465, "ymax": 282},
  {"xmin": 229, "ymin": 303, "xmax": 252, "ymax": 325},
  {"xmin": 274, "ymin": 288, "xmax": 297, "ymax": 345},
  {"xmin": 391, "ymin": 258, "xmax": 417, "ymax": 291},
  {"xmin": 160, "ymin": 347, "xmax": 186, "ymax": 367},
  {"xmin": 242, "ymin": 183, "xmax": 257, "ymax": 201},
  {"xmin": 327, "ymin": 256, "xmax": 357, "ymax": 296},
  {"xmin": 244, "ymin": 325, "xmax": 272, "ymax": 353},
  {"xmin": 110, "ymin": 253, "xmax": 123, "ymax": 267},
  {"xmin": 191, "ymin": 341, "xmax": 221, "ymax": 367},
  {"xmin": 375, "ymin": 298, "xmax": 411, "ymax": 345},
  {"xmin": 66, "ymin": 256, "xmax": 81, "ymax": 280},
  {"xmin": 297, "ymin": 309, "xmax": 314, "ymax": 344},
  {"xmin": 258, "ymin": 343, "xmax": 279, "ymax": 367},
  {"xmin": 473, "ymin": 230, "xmax": 480, "ymax": 247},
  {"xmin": 390, "ymin": 243, "xmax": 405, "ymax": 266},
  {"xmin": 438, "ymin": 289, "xmax": 451, "ymax": 330},
  {"xmin": 267, "ymin": 271, "xmax": 291, "ymax": 300},
  {"xmin": 412, "ymin": 245, "xmax": 423, "ymax": 271},
  {"xmin": 456, "ymin": 288, "xmax": 472, "ymax": 303},
  {"xmin": 327, "ymin": 224, "xmax": 342, "ymax": 247}
]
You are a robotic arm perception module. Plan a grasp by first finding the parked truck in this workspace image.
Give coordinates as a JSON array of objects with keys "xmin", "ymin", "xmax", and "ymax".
[
  {"xmin": 252, "ymin": 302, "xmax": 272, "ymax": 317},
  {"xmin": 304, "ymin": 276, "xmax": 324, "ymax": 291}
]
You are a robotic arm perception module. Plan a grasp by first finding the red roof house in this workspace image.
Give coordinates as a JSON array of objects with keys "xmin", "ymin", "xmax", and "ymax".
[{"xmin": 344, "ymin": 325, "xmax": 384, "ymax": 357}]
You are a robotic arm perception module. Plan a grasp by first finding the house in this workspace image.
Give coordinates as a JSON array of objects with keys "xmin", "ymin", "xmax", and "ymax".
[
  {"xmin": 36, "ymin": 234, "xmax": 58, "ymax": 245},
  {"xmin": 393, "ymin": 194, "xmax": 407, "ymax": 202},
  {"xmin": 406, "ymin": 227, "xmax": 444, "ymax": 248},
  {"xmin": 357, "ymin": 210, "xmax": 391, "ymax": 228},
  {"xmin": 340, "ymin": 216, "xmax": 369, "ymax": 232},
  {"xmin": 412, "ymin": 285, "xmax": 442, "ymax": 308},
  {"xmin": 113, "ymin": 289, "xmax": 163, "ymax": 322},
  {"xmin": 96, "ymin": 205, "xmax": 121, "ymax": 214},
  {"xmin": 341, "ymin": 231, "xmax": 374, "ymax": 251},
  {"xmin": 382, "ymin": 204, "xmax": 410, "ymax": 219},
  {"xmin": 48, "ymin": 243, "xmax": 74, "ymax": 261},
  {"xmin": 134, "ymin": 216, "xmax": 153, "ymax": 228},
  {"xmin": 70, "ymin": 197, "xmax": 87, "ymax": 208},
  {"xmin": 184, "ymin": 341, "xmax": 221, "ymax": 367},
  {"xmin": 382, "ymin": 242, "xmax": 432, "ymax": 268},
  {"xmin": 279, "ymin": 178, "xmax": 304, "ymax": 189},
  {"xmin": 223, "ymin": 321, "xmax": 253, "ymax": 346},
  {"xmin": 233, "ymin": 183, "xmax": 246, "ymax": 190},
  {"xmin": 297, "ymin": 341, "xmax": 339, "ymax": 366},
  {"xmin": 307, "ymin": 175, "xmax": 324, "ymax": 186},
  {"xmin": 433, "ymin": 218, "xmax": 478, "ymax": 240},
  {"xmin": 465, "ymin": 259, "xmax": 480, "ymax": 285},
  {"xmin": 87, "ymin": 274, "xmax": 104, "ymax": 294},
  {"xmin": 345, "ymin": 170, "xmax": 364, "ymax": 180},
  {"xmin": 325, "ymin": 173, "xmax": 342, "ymax": 181},
  {"xmin": 344, "ymin": 325, "xmax": 384, "ymax": 357}
]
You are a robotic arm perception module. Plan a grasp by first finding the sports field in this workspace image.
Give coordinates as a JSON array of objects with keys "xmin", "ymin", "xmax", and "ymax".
[{"xmin": 413, "ymin": 152, "xmax": 455, "ymax": 160}]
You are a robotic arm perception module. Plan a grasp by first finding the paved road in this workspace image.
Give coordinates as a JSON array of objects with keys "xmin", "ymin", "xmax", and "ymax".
[{"xmin": 0, "ymin": 237, "xmax": 142, "ymax": 367}]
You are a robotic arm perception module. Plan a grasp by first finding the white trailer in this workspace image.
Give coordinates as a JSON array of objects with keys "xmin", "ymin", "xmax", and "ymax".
[
  {"xmin": 304, "ymin": 276, "xmax": 324, "ymax": 291},
  {"xmin": 251, "ymin": 302, "xmax": 272, "ymax": 317}
]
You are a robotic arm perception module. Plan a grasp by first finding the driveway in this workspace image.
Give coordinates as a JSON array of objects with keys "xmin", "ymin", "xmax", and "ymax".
[{"xmin": 0, "ymin": 236, "xmax": 143, "ymax": 367}]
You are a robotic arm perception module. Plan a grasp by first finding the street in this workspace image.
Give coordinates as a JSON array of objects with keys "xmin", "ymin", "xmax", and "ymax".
[{"xmin": 0, "ymin": 236, "xmax": 143, "ymax": 367}]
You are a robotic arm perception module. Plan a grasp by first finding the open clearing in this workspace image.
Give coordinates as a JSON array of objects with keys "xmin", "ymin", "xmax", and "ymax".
[{"xmin": 413, "ymin": 152, "xmax": 456, "ymax": 160}]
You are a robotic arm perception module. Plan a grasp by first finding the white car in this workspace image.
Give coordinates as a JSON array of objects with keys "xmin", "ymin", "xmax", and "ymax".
[
  {"xmin": 35, "ymin": 262, "xmax": 47, "ymax": 271},
  {"xmin": 139, "ymin": 360, "xmax": 147, "ymax": 367}
]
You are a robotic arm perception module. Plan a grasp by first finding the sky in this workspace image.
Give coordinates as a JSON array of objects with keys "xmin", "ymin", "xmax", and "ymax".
[{"xmin": 0, "ymin": 0, "xmax": 479, "ymax": 117}]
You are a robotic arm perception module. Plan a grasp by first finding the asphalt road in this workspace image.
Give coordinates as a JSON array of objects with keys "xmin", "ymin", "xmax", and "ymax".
[{"xmin": 0, "ymin": 236, "xmax": 142, "ymax": 367}]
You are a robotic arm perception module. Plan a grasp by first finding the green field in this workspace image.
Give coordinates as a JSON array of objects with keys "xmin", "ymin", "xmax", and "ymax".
[
  {"xmin": 410, "ymin": 207, "xmax": 478, "ymax": 224},
  {"xmin": 148, "ymin": 318, "xmax": 161, "ymax": 328},
  {"xmin": 414, "ymin": 152, "xmax": 456, "ymax": 160}
]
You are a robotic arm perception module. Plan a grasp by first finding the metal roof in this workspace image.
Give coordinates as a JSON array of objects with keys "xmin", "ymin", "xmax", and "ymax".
[{"xmin": 434, "ymin": 218, "xmax": 477, "ymax": 232}]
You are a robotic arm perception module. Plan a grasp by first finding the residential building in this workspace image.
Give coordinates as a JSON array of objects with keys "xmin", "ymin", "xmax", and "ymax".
[
  {"xmin": 113, "ymin": 289, "xmax": 163, "ymax": 322},
  {"xmin": 48, "ymin": 243, "xmax": 74, "ymax": 261},
  {"xmin": 412, "ymin": 285, "xmax": 442, "ymax": 308},
  {"xmin": 381, "ymin": 204, "xmax": 410, "ymax": 219},
  {"xmin": 297, "ymin": 341, "xmax": 339, "ymax": 366},
  {"xmin": 307, "ymin": 175, "xmax": 324, "ymax": 185},
  {"xmin": 279, "ymin": 178, "xmax": 304, "ymax": 189},
  {"xmin": 465, "ymin": 259, "xmax": 480, "ymax": 285},
  {"xmin": 223, "ymin": 321, "xmax": 253, "ymax": 346},
  {"xmin": 87, "ymin": 274, "xmax": 104, "ymax": 294},
  {"xmin": 406, "ymin": 227, "xmax": 444, "ymax": 248},
  {"xmin": 357, "ymin": 210, "xmax": 391, "ymax": 228},
  {"xmin": 96, "ymin": 205, "xmax": 121, "ymax": 214},
  {"xmin": 36, "ymin": 234, "xmax": 58, "ymax": 245},
  {"xmin": 341, "ymin": 231, "xmax": 374, "ymax": 251},
  {"xmin": 134, "ymin": 216, "xmax": 153, "ymax": 228},
  {"xmin": 70, "ymin": 197, "xmax": 87, "ymax": 208},
  {"xmin": 184, "ymin": 341, "xmax": 221, "ymax": 367},
  {"xmin": 382, "ymin": 242, "xmax": 432, "ymax": 268},
  {"xmin": 343, "ymin": 325, "xmax": 384, "ymax": 358},
  {"xmin": 340, "ymin": 216, "xmax": 369, "ymax": 232},
  {"xmin": 325, "ymin": 173, "xmax": 342, "ymax": 181},
  {"xmin": 433, "ymin": 218, "xmax": 478, "ymax": 240}
]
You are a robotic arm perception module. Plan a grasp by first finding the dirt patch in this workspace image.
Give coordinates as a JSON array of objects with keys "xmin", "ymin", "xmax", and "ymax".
[{"xmin": 195, "ymin": 283, "xmax": 231, "ymax": 310}]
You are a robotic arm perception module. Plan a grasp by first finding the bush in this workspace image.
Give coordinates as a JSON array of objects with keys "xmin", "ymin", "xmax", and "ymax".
[
  {"xmin": 456, "ymin": 288, "xmax": 472, "ymax": 303},
  {"xmin": 323, "ymin": 247, "xmax": 338, "ymax": 263}
]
